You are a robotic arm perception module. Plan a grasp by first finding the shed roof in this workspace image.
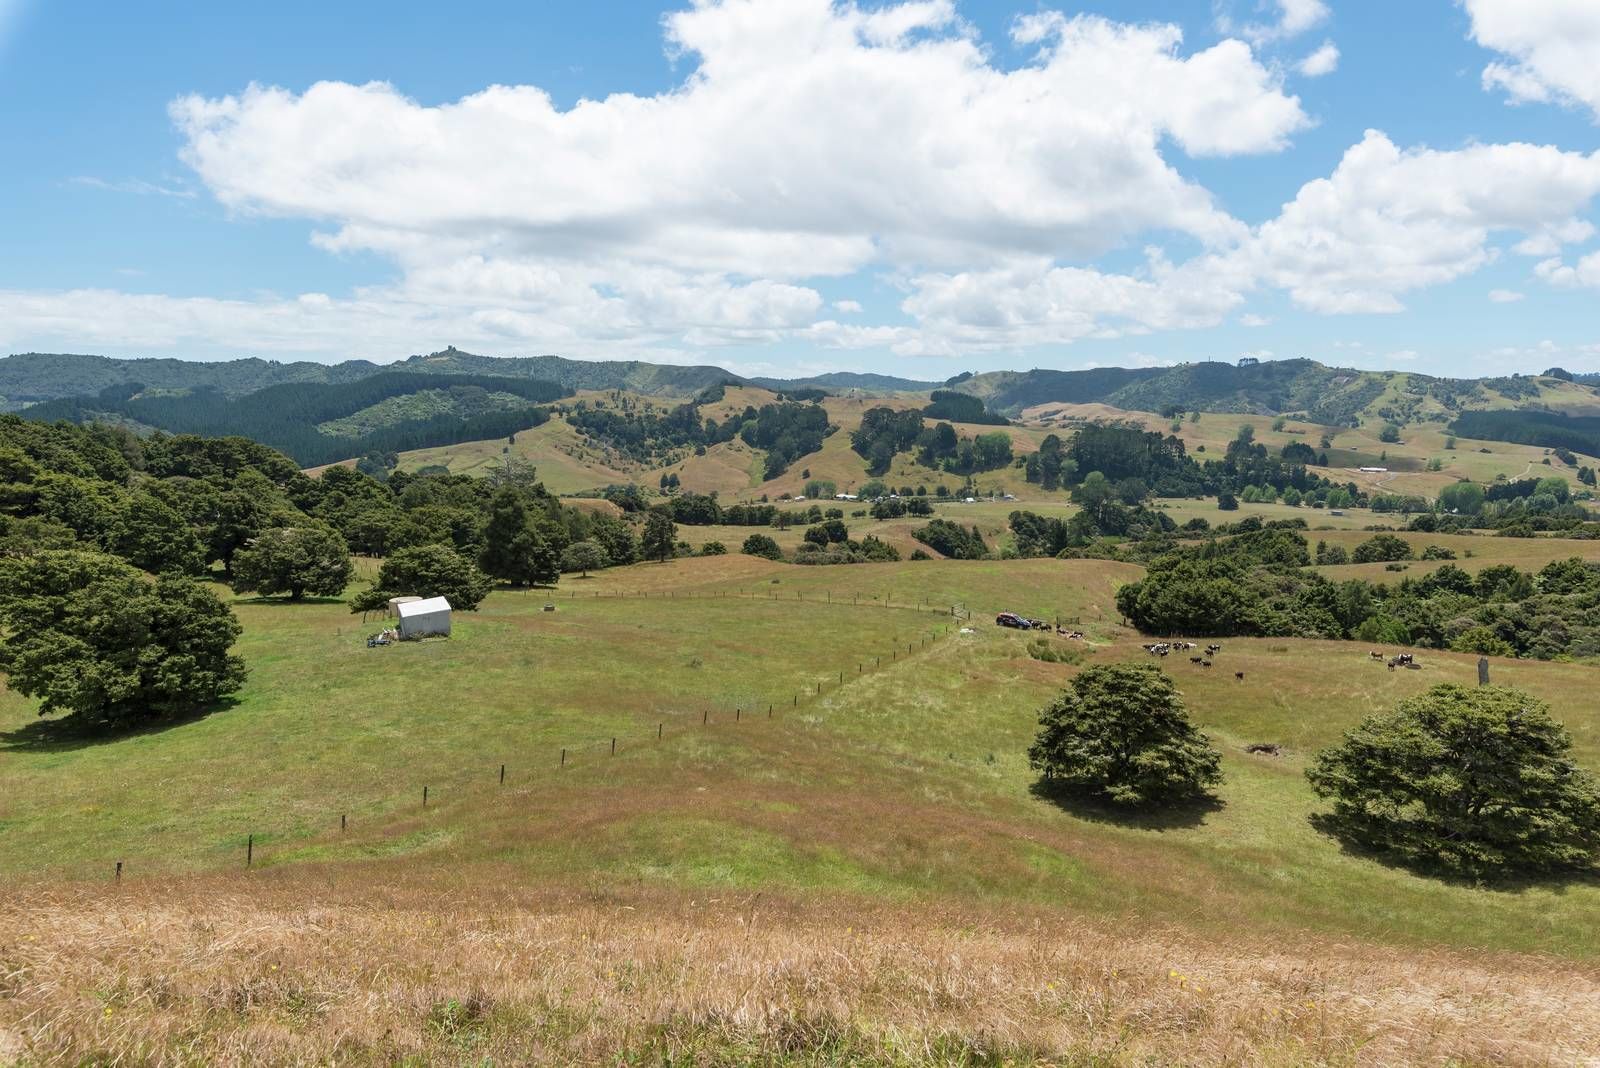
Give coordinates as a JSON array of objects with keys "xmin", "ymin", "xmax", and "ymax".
[{"xmin": 396, "ymin": 596, "xmax": 452, "ymax": 618}]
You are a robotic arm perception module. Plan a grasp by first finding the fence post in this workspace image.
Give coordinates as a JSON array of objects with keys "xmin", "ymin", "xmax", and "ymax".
[
  {"xmin": 500, "ymin": 763, "xmax": 506, "ymax": 785},
  {"xmin": 247, "ymin": 834, "xmax": 253, "ymax": 868},
  {"xmin": 736, "ymin": 708, "xmax": 741, "ymax": 722},
  {"xmin": 341, "ymin": 814, "xmax": 346, "ymax": 833},
  {"xmin": 768, "ymin": 704, "xmax": 773, "ymax": 718},
  {"xmin": 423, "ymin": 786, "xmax": 429, "ymax": 807},
  {"xmin": 658, "ymin": 723, "xmax": 663, "ymax": 740},
  {"xmin": 611, "ymin": 737, "xmax": 616, "ymax": 755},
  {"xmin": 115, "ymin": 861, "xmax": 122, "ymax": 883},
  {"xmin": 560, "ymin": 748, "xmax": 566, "ymax": 767}
]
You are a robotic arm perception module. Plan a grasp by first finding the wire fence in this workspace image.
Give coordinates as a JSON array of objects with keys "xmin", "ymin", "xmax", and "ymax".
[{"xmin": 104, "ymin": 593, "xmax": 965, "ymax": 883}]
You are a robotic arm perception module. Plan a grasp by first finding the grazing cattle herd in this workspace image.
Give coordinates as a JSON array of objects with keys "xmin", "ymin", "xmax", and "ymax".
[{"xmin": 998, "ymin": 623, "xmax": 1423, "ymax": 676}]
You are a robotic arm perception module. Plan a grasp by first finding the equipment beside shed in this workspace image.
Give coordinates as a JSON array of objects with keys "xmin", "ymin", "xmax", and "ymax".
[{"xmin": 396, "ymin": 596, "xmax": 452, "ymax": 639}]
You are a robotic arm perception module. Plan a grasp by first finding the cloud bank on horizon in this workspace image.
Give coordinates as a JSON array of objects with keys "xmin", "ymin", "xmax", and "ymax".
[{"xmin": 3, "ymin": 0, "xmax": 1600, "ymax": 374}]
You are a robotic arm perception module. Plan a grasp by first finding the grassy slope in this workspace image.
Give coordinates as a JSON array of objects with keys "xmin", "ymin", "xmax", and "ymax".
[
  {"xmin": 5, "ymin": 556, "xmax": 1600, "ymax": 1063},
  {"xmin": 1023, "ymin": 403, "xmax": 1600, "ymax": 500},
  {"xmin": 3, "ymin": 557, "xmax": 1597, "ymax": 963}
]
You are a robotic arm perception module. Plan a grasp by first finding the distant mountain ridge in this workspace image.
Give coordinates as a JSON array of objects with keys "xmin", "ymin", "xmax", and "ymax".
[
  {"xmin": 749, "ymin": 371, "xmax": 940, "ymax": 392},
  {"xmin": 0, "ymin": 349, "xmax": 737, "ymax": 411},
  {"xmin": 7, "ymin": 350, "xmax": 1596, "ymax": 432}
]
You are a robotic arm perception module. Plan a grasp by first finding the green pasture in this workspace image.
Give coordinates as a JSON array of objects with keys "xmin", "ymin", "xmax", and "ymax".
[{"xmin": 2, "ymin": 557, "xmax": 1598, "ymax": 960}]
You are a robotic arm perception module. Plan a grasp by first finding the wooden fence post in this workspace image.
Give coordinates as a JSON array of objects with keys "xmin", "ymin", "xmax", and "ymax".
[
  {"xmin": 560, "ymin": 748, "xmax": 566, "ymax": 767},
  {"xmin": 611, "ymin": 737, "xmax": 616, "ymax": 755},
  {"xmin": 499, "ymin": 763, "xmax": 505, "ymax": 785},
  {"xmin": 115, "ymin": 861, "xmax": 121, "ymax": 883},
  {"xmin": 423, "ymin": 786, "xmax": 428, "ymax": 807},
  {"xmin": 246, "ymin": 834, "xmax": 253, "ymax": 868},
  {"xmin": 341, "ymin": 814, "xmax": 347, "ymax": 833},
  {"xmin": 658, "ymin": 723, "xmax": 663, "ymax": 740}
]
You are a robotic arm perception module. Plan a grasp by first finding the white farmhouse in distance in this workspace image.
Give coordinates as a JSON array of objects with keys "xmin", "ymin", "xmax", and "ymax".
[{"xmin": 396, "ymin": 596, "xmax": 452, "ymax": 639}]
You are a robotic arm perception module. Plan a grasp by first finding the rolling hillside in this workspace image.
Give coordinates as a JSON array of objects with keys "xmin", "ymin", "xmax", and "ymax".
[{"xmin": 24, "ymin": 372, "xmax": 570, "ymax": 467}]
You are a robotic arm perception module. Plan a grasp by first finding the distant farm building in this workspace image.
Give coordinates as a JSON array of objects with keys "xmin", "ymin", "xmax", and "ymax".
[
  {"xmin": 396, "ymin": 596, "xmax": 452, "ymax": 639},
  {"xmin": 1359, "ymin": 466, "xmax": 1389, "ymax": 473}
]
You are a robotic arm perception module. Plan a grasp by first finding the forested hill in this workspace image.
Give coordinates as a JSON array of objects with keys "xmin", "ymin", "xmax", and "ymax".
[
  {"xmin": 946, "ymin": 359, "xmax": 1600, "ymax": 423},
  {"xmin": 0, "ymin": 348, "xmax": 736, "ymax": 411},
  {"xmin": 749, "ymin": 371, "xmax": 940, "ymax": 392},
  {"xmin": 0, "ymin": 352, "xmax": 383, "ymax": 410},
  {"xmin": 22, "ymin": 373, "xmax": 571, "ymax": 467},
  {"xmin": 388, "ymin": 350, "xmax": 738, "ymax": 395}
]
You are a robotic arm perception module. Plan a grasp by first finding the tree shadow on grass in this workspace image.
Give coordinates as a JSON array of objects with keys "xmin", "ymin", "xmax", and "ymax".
[
  {"xmin": 0, "ymin": 697, "xmax": 241, "ymax": 754},
  {"xmin": 1028, "ymin": 780, "xmax": 1224, "ymax": 831},
  {"xmin": 1307, "ymin": 813, "xmax": 1600, "ymax": 893},
  {"xmin": 232, "ymin": 594, "xmax": 349, "ymax": 607}
]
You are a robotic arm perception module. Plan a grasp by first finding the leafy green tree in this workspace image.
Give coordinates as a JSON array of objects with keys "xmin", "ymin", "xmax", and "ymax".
[
  {"xmin": 699, "ymin": 541, "xmax": 727, "ymax": 556},
  {"xmin": 560, "ymin": 539, "xmax": 609, "ymax": 577},
  {"xmin": 0, "ymin": 550, "xmax": 246, "ymax": 725},
  {"xmin": 1437, "ymin": 481, "xmax": 1485, "ymax": 515},
  {"xmin": 741, "ymin": 533, "xmax": 783, "ymax": 560},
  {"xmin": 1028, "ymin": 663, "xmax": 1223, "ymax": 808},
  {"xmin": 231, "ymin": 524, "xmax": 356, "ymax": 600},
  {"xmin": 642, "ymin": 507, "xmax": 677, "ymax": 562},
  {"xmin": 477, "ymin": 488, "xmax": 558, "ymax": 586},
  {"xmin": 588, "ymin": 514, "xmax": 639, "ymax": 566},
  {"xmin": 110, "ymin": 492, "xmax": 207, "ymax": 575},
  {"xmin": 1379, "ymin": 424, "xmax": 1403, "ymax": 444},
  {"xmin": 1307, "ymin": 685, "xmax": 1600, "ymax": 879},
  {"xmin": 369, "ymin": 543, "xmax": 492, "ymax": 611}
]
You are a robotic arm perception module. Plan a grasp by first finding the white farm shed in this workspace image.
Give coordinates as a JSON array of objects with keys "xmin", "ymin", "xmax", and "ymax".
[{"xmin": 396, "ymin": 596, "xmax": 452, "ymax": 639}]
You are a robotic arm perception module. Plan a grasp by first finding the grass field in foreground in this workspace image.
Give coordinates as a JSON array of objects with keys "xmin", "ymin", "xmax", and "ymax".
[{"xmin": 3, "ymin": 556, "xmax": 1599, "ymax": 1063}]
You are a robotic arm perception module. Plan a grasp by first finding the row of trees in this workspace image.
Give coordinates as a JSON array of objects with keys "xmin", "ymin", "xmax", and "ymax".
[
  {"xmin": 1110, "ymin": 519, "xmax": 1600, "ymax": 659},
  {"xmin": 1030, "ymin": 664, "xmax": 1599, "ymax": 879}
]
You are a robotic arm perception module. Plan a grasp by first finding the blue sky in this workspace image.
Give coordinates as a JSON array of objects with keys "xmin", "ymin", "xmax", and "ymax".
[{"xmin": 1, "ymin": 0, "xmax": 1598, "ymax": 378}]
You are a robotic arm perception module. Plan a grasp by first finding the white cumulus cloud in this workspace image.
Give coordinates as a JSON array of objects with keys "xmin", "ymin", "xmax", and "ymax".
[
  {"xmin": 1218, "ymin": 0, "xmax": 1330, "ymax": 45},
  {"xmin": 1245, "ymin": 130, "xmax": 1600, "ymax": 313},
  {"xmin": 1297, "ymin": 41, "xmax": 1339, "ymax": 77},
  {"xmin": 1465, "ymin": 0, "xmax": 1600, "ymax": 120}
]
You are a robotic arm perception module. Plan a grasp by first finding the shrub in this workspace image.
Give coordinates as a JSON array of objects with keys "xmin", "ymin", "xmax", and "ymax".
[
  {"xmin": 740, "ymin": 533, "xmax": 784, "ymax": 561},
  {"xmin": 1352, "ymin": 534, "xmax": 1413, "ymax": 563},
  {"xmin": 1420, "ymin": 544, "xmax": 1456, "ymax": 561},
  {"xmin": 698, "ymin": 541, "xmax": 727, "ymax": 556},
  {"xmin": 1028, "ymin": 663, "xmax": 1223, "ymax": 808},
  {"xmin": 1307, "ymin": 685, "xmax": 1600, "ymax": 879},
  {"xmin": 1025, "ymin": 638, "xmax": 1083, "ymax": 665},
  {"xmin": 912, "ymin": 519, "xmax": 988, "ymax": 560}
]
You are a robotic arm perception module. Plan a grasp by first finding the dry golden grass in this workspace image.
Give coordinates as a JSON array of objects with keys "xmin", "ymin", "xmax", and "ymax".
[{"xmin": 4, "ymin": 872, "xmax": 1597, "ymax": 1066}]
